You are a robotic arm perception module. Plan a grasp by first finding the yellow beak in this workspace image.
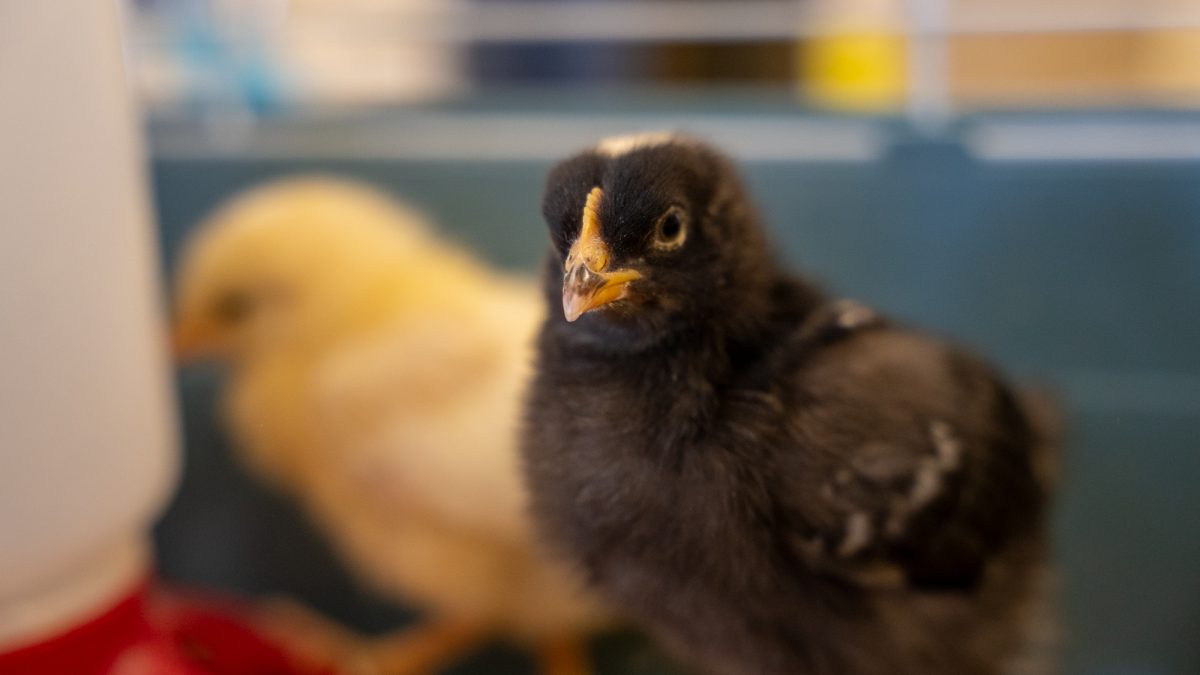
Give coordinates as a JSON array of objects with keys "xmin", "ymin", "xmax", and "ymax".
[
  {"xmin": 562, "ymin": 187, "xmax": 641, "ymax": 322},
  {"xmin": 171, "ymin": 321, "xmax": 218, "ymax": 363}
]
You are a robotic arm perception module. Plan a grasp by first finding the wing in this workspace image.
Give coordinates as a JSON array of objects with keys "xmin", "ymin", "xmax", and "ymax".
[
  {"xmin": 313, "ymin": 308, "xmax": 537, "ymax": 544},
  {"xmin": 774, "ymin": 303, "xmax": 1047, "ymax": 589}
]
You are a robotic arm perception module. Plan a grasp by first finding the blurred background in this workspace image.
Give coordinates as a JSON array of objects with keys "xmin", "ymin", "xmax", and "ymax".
[{"xmin": 127, "ymin": 1, "xmax": 1200, "ymax": 673}]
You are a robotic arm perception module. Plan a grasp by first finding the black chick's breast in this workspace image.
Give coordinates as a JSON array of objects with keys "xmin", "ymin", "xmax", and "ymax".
[
  {"xmin": 521, "ymin": 286, "xmax": 1052, "ymax": 675},
  {"xmin": 523, "ymin": 329, "xmax": 793, "ymax": 675}
]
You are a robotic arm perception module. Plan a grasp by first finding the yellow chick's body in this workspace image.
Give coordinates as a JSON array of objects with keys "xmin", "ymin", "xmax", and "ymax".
[{"xmin": 172, "ymin": 178, "xmax": 609, "ymax": 675}]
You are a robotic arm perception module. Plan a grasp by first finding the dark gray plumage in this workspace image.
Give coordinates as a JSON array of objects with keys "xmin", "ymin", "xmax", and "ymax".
[{"xmin": 521, "ymin": 134, "xmax": 1059, "ymax": 675}]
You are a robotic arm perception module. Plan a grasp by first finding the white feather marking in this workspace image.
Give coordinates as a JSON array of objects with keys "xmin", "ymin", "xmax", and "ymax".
[
  {"xmin": 594, "ymin": 132, "xmax": 679, "ymax": 157},
  {"xmin": 909, "ymin": 462, "xmax": 943, "ymax": 506},
  {"xmin": 930, "ymin": 420, "xmax": 963, "ymax": 469},
  {"xmin": 838, "ymin": 512, "xmax": 873, "ymax": 557},
  {"xmin": 886, "ymin": 422, "xmax": 962, "ymax": 538}
]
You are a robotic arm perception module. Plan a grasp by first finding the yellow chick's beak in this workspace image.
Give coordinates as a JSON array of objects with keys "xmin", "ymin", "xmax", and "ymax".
[
  {"xmin": 171, "ymin": 321, "xmax": 218, "ymax": 363},
  {"xmin": 562, "ymin": 187, "xmax": 642, "ymax": 322}
]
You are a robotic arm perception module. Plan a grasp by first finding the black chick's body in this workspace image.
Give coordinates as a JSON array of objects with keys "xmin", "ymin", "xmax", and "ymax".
[{"xmin": 522, "ymin": 134, "xmax": 1057, "ymax": 675}]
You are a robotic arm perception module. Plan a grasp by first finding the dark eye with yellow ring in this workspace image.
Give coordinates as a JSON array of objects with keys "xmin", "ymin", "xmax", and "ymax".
[{"xmin": 653, "ymin": 206, "xmax": 687, "ymax": 251}]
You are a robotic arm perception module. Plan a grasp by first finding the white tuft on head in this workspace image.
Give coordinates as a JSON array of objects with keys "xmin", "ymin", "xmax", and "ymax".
[
  {"xmin": 832, "ymin": 300, "xmax": 877, "ymax": 331},
  {"xmin": 594, "ymin": 132, "xmax": 680, "ymax": 158}
]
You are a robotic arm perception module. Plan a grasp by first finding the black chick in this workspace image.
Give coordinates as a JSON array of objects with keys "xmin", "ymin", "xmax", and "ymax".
[{"xmin": 522, "ymin": 134, "xmax": 1058, "ymax": 675}]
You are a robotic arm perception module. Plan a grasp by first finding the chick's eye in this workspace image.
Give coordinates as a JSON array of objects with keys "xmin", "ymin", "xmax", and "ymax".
[
  {"xmin": 653, "ymin": 207, "xmax": 688, "ymax": 250},
  {"xmin": 212, "ymin": 291, "xmax": 253, "ymax": 324}
]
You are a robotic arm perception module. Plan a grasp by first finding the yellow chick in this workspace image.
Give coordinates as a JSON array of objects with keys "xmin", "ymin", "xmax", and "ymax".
[{"xmin": 171, "ymin": 177, "xmax": 609, "ymax": 675}]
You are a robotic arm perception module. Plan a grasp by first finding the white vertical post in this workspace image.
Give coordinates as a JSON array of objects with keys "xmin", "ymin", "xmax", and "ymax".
[
  {"xmin": 906, "ymin": 0, "xmax": 952, "ymax": 134},
  {"xmin": 0, "ymin": 0, "xmax": 178, "ymax": 648}
]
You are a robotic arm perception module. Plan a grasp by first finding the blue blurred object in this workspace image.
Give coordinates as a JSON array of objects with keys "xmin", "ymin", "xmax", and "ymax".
[
  {"xmin": 150, "ymin": 103, "xmax": 1200, "ymax": 675},
  {"xmin": 168, "ymin": 3, "xmax": 289, "ymax": 116}
]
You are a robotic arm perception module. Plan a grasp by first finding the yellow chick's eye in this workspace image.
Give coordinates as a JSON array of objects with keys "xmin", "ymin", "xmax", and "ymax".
[
  {"xmin": 212, "ymin": 290, "xmax": 254, "ymax": 324},
  {"xmin": 653, "ymin": 206, "xmax": 688, "ymax": 251}
]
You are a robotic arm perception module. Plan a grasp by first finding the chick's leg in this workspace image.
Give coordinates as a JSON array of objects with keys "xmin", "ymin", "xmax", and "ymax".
[
  {"xmin": 253, "ymin": 598, "xmax": 378, "ymax": 674},
  {"xmin": 365, "ymin": 616, "xmax": 490, "ymax": 675},
  {"xmin": 536, "ymin": 635, "xmax": 592, "ymax": 675}
]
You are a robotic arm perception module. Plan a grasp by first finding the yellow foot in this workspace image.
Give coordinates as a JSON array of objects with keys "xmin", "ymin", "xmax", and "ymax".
[
  {"xmin": 253, "ymin": 598, "xmax": 376, "ymax": 675},
  {"xmin": 536, "ymin": 635, "xmax": 592, "ymax": 675},
  {"xmin": 255, "ymin": 601, "xmax": 490, "ymax": 675},
  {"xmin": 364, "ymin": 617, "xmax": 490, "ymax": 675}
]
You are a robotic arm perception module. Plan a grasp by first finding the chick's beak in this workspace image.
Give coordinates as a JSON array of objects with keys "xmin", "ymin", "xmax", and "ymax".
[
  {"xmin": 171, "ymin": 321, "xmax": 217, "ymax": 363},
  {"xmin": 562, "ymin": 187, "xmax": 642, "ymax": 322},
  {"xmin": 562, "ymin": 261, "xmax": 641, "ymax": 322}
]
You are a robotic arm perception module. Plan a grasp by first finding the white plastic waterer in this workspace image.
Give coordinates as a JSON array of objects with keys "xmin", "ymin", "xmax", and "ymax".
[{"xmin": 0, "ymin": 0, "xmax": 179, "ymax": 650}]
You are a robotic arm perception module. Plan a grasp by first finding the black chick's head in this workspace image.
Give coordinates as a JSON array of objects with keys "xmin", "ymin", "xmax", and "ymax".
[{"xmin": 540, "ymin": 133, "xmax": 773, "ymax": 349}]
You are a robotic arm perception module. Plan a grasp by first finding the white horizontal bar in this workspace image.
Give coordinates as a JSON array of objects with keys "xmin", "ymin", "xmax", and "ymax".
[
  {"xmin": 155, "ymin": 114, "xmax": 1200, "ymax": 164},
  {"xmin": 149, "ymin": 112, "xmax": 887, "ymax": 162},
  {"xmin": 967, "ymin": 121, "xmax": 1200, "ymax": 162}
]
